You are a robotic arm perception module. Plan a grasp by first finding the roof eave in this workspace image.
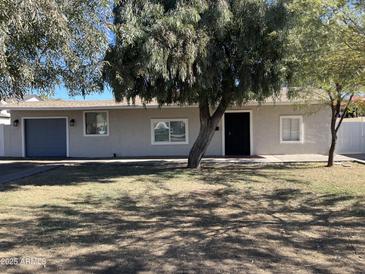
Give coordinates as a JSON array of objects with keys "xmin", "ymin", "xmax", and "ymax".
[{"xmin": 0, "ymin": 101, "xmax": 323, "ymax": 111}]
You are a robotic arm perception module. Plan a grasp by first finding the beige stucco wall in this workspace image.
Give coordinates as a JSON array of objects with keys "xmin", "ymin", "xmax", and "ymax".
[
  {"xmin": 247, "ymin": 104, "xmax": 330, "ymax": 155},
  {"xmin": 5, "ymin": 104, "xmax": 331, "ymax": 158}
]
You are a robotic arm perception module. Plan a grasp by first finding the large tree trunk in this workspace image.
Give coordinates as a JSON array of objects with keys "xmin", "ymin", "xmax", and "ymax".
[
  {"xmin": 187, "ymin": 122, "xmax": 218, "ymax": 169},
  {"xmin": 187, "ymin": 98, "xmax": 228, "ymax": 168}
]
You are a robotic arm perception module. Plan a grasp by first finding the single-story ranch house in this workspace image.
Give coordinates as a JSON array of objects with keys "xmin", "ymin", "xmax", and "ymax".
[{"xmin": 0, "ymin": 95, "xmax": 331, "ymax": 158}]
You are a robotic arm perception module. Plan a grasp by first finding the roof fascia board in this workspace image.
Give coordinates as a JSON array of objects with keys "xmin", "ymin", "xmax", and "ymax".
[{"xmin": 0, "ymin": 101, "xmax": 323, "ymax": 111}]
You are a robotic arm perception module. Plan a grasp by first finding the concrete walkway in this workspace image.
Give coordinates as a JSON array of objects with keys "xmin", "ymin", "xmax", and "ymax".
[
  {"xmin": 203, "ymin": 154, "xmax": 360, "ymax": 164},
  {"xmin": 0, "ymin": 154, "xmax": 359, "ymax": 165},
  {"xmin": 343, "ymin": 154, "xmax": 365, "ymax": 163},
  {"xmin": 259, "ymin": 154, "xmax": 356, "ymax": 163}
]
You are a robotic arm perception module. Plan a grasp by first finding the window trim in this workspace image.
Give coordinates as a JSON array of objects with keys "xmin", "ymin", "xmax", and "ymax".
[
  {"xmin": 280, "ymin": 115, "xmax": 304, "ymax": 144},
  {"xmin": 83, "ymin": 111, "xmax": 109, "ymax": 137},
  {"xmin": 151, "ymin": 118, "xmax": 189, "ymax": 145}
]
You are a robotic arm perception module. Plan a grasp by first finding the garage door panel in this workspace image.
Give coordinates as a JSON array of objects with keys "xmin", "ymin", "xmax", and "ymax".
[{"xmin": 25, "ymin": 119, "xmax": 67, "ymax": 157}]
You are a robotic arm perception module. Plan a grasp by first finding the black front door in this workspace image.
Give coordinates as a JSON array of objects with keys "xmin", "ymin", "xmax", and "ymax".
[{"xmin": 225, "ymin": 112, "xmax": 251, "ymax": 156}]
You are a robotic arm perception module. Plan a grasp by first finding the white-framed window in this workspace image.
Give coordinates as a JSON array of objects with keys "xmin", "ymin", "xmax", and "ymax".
[
  {"xmin": 280, "ymin": 116, "xmax": 304, "ymax": 143},
  {"xmin": 84, "ymin": 111, "xmax": 109, "ymax": 136},
  {"xmin": 151, "ymin": 119, "xmax": 189, "ymax": 145}
]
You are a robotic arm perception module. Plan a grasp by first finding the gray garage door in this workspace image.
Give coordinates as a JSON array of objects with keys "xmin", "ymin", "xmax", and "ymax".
[{"xmin": 25, "ymin": 118, "xmax": 67, "ymax": 157}]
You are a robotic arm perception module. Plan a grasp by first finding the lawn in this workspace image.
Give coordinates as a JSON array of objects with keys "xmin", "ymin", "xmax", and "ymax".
[{"xmin": 0, "ymin": 161, "xmax": 364, "ymax": 273}]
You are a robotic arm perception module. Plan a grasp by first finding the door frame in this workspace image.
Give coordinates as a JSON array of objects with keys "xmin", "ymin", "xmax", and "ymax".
[
  {"xmin": 221, "ymin": 110, "xmax": 253, "ymax": 156},
  {"xmin": 21, "ymin": 117, "xmax": 70, "ymax": 157}
]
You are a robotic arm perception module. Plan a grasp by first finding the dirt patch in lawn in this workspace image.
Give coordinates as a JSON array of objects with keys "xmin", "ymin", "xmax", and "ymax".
[{"xmin": 0, "ymin": 162, "xmax": 364, "ymax": 273}]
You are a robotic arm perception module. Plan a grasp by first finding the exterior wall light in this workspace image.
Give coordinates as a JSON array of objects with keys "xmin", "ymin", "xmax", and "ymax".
[
  {"xmin": 69, "ymin": 119, "xmax": 76, "ymax": 127},
  {"xmin": 13, "ymin": 119, "xmax": 19, "ymax": 127}
]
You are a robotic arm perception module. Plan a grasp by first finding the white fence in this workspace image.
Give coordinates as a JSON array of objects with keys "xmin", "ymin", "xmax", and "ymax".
[
  {"xmin": 0, "ymin": 125, "xmax": 4, "ymax": 156},
  {"xmin": 336, "ymin": 119, "xmax": 365, "ymax": 154}
]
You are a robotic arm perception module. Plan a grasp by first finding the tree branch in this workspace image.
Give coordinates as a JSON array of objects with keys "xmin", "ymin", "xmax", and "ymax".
[
  {"xmin": 335, "ymin": 93, "xmax": 354, "ymax": 133},
  {"xmin": 327, "ymin": 89, "xmax": 334, "ymax": 103},
  {"xmin": 211, "ymin": 90, "xmax": 234, "ymax": 123}
]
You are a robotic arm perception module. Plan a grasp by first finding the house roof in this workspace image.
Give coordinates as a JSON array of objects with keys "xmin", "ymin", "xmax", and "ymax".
[
  {"xmin": 0, "ymin": 98, "xmax": 161, "ymax": 111},
  {"xmin": 0, "ymin": 92, "xmax": 321, "ymax": 111}
]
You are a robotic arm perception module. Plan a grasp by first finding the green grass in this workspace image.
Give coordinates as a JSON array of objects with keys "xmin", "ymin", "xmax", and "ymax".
[{"xmin": 0, "ymin": 162, "xmax": 364, "ymax": 273}]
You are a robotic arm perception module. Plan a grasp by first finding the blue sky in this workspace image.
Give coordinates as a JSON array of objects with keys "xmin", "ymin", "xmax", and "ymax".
[{"xmin": 54, "ymin": 86, "xmax": 113, "ymax": 101}]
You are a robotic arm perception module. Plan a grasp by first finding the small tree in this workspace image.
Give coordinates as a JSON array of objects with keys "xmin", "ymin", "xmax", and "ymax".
[
  {"xmin": 288, "ymin": 0, "xmax": 365, "ymax": 167},
  {"xmin": 0, "ymin": 0, "xmax": 111, "ymax": 99},
  {"xmin": 104, "ymin": 0, "xmax": 290, "ymax": 168}
]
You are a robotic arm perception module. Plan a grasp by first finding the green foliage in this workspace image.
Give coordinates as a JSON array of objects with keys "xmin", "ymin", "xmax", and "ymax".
[
  {"xmin": 288, "ymin": 0, "xmax": 365, "ymax": 101},
  {"xmin": 287, "ymin": 0, "xmax": 365, "ymax": 166},
  {"xmin": 104, "ymin": 0, "xmax": 290, "ymax": 106},
  {"xmin": 0, "ymin": 0, "xmax": 111, "ymax": 99}
]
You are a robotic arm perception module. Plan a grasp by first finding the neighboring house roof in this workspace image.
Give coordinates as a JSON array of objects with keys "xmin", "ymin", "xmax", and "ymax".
[
  {"xmin": 0, "ymin": 92, "xmax": 322, "ymax": 111},
  {"xmin": 1, "ymin": 94, "xmax": 43, "ymax": 104},
  {"xmin": 0, "ymin": 94, "xmax": 44, "ymax": 116},
  {"xmin": 23, "ymin": 95, "xmax": 43, "ymax": 102}
]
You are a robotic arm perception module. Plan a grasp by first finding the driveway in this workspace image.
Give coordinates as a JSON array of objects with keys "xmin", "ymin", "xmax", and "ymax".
[
  {"xmin": 0, "ymin": 162, "xmax": 60, "ymax": 184},
  {"xmin": 344, "ymin": 154, "xmax": 365, "ymax": 162}
]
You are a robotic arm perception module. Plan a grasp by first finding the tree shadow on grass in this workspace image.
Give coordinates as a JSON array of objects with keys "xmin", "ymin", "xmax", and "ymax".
[
  {"xmin": 0, "ymin": 161, "xmax": 187, "ymax": 191},
  {"xmin": 0, "ymin": 161, "xmax": 321, "ymax": 192},
  {"xmin": 0, "ymin": 186, "xmax": 364, "ymax": 273}
]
